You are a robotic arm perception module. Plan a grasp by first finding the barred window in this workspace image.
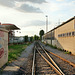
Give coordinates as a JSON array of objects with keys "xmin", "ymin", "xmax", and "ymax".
[
  {"xmin": 61, "ymin": 34, "xmax": 62, "ymax": 37},
  {"xmin": 63, "ymin": 34, "xmax": 65, "ymax": 37},
  {"xmin": 58, "ymin": 31, "xmax": 75, "ymax": 38},
  {"xmin": 58, "ymin": 35, "xmax": 59, "ymax": 37},
  {"xmin": 67, "ymin": 33, "xmax": 69, "ymax": 36},
  {"xmin": 69, "ymin": 32, "xmax": 71, "ymax": 36},
  {"xmin": 58, "ymin": 34, "xmax": 61, "ymax": 37},
  {"xmin": 64, "ymin": 33, "xmax": 67, "ymax": 37},
  {"xmin": 72, "ymin": 32, "xmax": 75, "ymax": 36}
]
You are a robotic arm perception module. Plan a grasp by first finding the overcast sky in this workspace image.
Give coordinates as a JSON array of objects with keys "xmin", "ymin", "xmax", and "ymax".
[{"xmin": 0, "ymin": 0, "xmax": 75, "ymax": 36}]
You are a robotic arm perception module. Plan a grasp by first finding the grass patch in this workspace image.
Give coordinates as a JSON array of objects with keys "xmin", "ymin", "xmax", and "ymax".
[
  {"xmin": 65, "ymin": 51, "xmax": 71, "ymax": 54},
  {"xmin": 42, "ymin": 42, "xmax": 72, "ymax": 55},
  {"xmin": 8, "ymin": 43, "xmax": 30, "ymax": 63},
  {"xmin": 58, "ymin": 48, "xmax": 63, "ymax": 51},
  {"xmin": 46, "ymin": 44, "xmax": 57, "ymax": 49}
]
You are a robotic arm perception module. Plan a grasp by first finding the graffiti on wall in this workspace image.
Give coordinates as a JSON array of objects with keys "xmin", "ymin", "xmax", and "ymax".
[
  {"xmin": 0, "ymin": 31, "xmax": 4, "ymax": 58},
  {"xmin": 0, "ymin": 48, "xmax": 4, "ymax": 58},
  {"xmin": 0, "ymin": 31, "xmax": 4, "ymax": 37}
]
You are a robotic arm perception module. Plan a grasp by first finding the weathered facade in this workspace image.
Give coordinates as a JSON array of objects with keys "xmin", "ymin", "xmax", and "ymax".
[
  {"xmin": 43, "ymin": 16, "xmax": 75, "ymax": 55},
  {"xmin": 2, "ymin": 23, "xmax": 20, "ymax": 44},
  {"xmin": 0, "ymin": 27, "xmax": 8, "ymax": 68}
]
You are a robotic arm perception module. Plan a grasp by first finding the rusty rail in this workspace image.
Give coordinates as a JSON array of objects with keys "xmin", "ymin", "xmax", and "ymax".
[
  {"xmin": 32, "ymin": 46, "xmax": 36, "ymax": 75},
  {"xmin": 45, "ymin": 48, "xmax": 75, "ymax": 67},
  {"xmin": 39, "ymin": 44, "xmax": 65, "ymax": 75},
  {"xmin": 37, "ymin": 49, "xmax": 62, "ymax": 75},
  {"xmin": 32, "ymin": 42, "xmax": 65, "ymax": 75}
]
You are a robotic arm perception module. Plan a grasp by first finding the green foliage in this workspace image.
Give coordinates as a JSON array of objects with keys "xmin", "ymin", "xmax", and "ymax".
[
  {"xmin": 39, "ymin": 30, "xmax": 44, "ymax": 40},
  {"xmin": 8, "ymin": 44, "xmax": 29, "ymax": 62},
  {"xmin": 33, "ymin": 35, "xmax": 39, "ymax": 40},
  {"xmin": 46, "ymin": 44, "xmax": 57, "ymax": 49},
  {"xmin": 24, "ymin": 35, "xmax": 28, "ymax": 42},
  {"xmin": 65, "ymin": 51, "xmax": 71, "ymax": 54},
  {"xmin": 58, "ymin": 48, "xmax": 63, "ymax": 51},
  {"xmin": 30, "ymin": 36, "xmax": 33, "ymax": 42},
  {"xmin": 39, "ymin": 30, "xmax": 44, "ymax": 36},
  {"xmin": 53, "ymin": 45, "xmax": 57, "ymax": 49}
]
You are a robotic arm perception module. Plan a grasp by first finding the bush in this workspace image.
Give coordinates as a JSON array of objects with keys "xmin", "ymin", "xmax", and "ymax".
[
  {"xmin": 65, "ymin": 51, "xmax": 71, "ymax": 54},
  {"xmin": 58, "ymin": 48, "xmax": 63, "ymax": 51}
]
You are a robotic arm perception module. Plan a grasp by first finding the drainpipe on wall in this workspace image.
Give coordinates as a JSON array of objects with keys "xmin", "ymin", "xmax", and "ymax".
[
  {"xmin": 74, "ymin": 16, "xmax": 75, "ymax": 29},
  {"xmin": 51, "ymin": 32, "xmax": 52, "ymax": 45}
]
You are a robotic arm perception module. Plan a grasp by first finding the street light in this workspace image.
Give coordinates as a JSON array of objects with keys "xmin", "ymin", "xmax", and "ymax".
[
  {"xmin": 46, "ymin": 15, "xmax": 48, "ymax": 33},
  {"xmin": 45, "ymin": 15, "xmax": 48, "ymax": 44}
]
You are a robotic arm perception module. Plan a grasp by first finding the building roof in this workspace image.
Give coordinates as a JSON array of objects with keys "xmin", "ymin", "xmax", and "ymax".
[
  {"xmin": 44, "ymin": 16, "xmax": 75, "ymax": 35},
  {"xmin": 2, "ymin": 23, "xmax": 20, "ymax": 30}
]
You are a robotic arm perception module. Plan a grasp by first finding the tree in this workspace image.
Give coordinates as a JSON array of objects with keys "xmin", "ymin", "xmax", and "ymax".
[
  {"xmin": 24, "ymin": 35, "xmax": 28, "ymax": 42},
  {"xmin": 30, "ymin": 36, "xmax": 33, "ymax": 42},
  {"xmin": 33, "ymin": 35, "xmax": 39, "ymax": 40},
  {"xmin": 39, "ymin": 30, "xmax": 44, "ymax": 40}
]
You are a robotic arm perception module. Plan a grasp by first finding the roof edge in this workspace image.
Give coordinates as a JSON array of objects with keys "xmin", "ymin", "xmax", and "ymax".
[{"xmin": 44, "ymin": 16, "xmax": 75, "ymax": 35}]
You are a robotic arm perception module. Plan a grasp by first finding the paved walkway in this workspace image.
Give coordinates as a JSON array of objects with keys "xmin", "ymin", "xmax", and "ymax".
[
  {"xmin": 41, "ymin": 43, "xmax": 75, "ymax": 64},
  {"xmin": 1, "ymin": 43, "xmax": 34, "ymax": 75}
]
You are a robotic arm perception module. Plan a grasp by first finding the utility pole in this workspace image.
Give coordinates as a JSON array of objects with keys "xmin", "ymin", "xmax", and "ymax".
[
  {"xmin": 46, "ymin": 15, "xmax": 48, "ymax": 33},
  {"xmin": 58, "ymin": 19, "xmax": 60, "ymax": 25},
  {"xmin": 74, "ymin": 16, "xmax": 75, "ymax": 29}
]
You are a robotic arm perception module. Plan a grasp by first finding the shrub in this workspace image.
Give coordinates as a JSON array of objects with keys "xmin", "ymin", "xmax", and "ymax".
[{"xmin": 65, "ymin": 51, "xmax": 71, "ymax": 54}]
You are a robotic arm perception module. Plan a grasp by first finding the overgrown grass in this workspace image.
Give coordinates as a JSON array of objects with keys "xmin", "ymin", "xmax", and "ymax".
[{"xmin": 8, "ymin": 43, "xmax": 30, "ymax": 63}]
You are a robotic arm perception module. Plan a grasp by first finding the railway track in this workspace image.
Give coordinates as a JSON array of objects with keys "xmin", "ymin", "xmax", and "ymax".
[
  {"xmin": 32, "ymin": 42, "xmax": 65, "ymax": 75},
  {"xmin": 40, "ymin": 43, "xmax": 75, "ymax": 75},
  {"xmin": 16, "ymin": 42, "xmax": 75, "ymax": 75}
]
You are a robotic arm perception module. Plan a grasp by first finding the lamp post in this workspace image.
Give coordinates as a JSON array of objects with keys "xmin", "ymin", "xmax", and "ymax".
[
  {"xmin": 46, "ymin": 15, "xmax": 48, "ymax": 33},
  {"xmin": 46, "ymin": 15, "xmax": 48, "ymax": 44}
]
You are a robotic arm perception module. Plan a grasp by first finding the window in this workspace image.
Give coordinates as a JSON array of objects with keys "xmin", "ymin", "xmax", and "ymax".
[
  {"xmin": 58, "ymin": 34, "xmax": 61, "ymax": 37},
  {"xmin": 61, "ymin": 34, "xmax": 62, "ymax": 37},
  {"xmin": 63, "ymin": 34, "xmax": 65, "ymax": 37},
  {"xmin": 72, "ymin": 32, "xmax": 75, "ymax": 36},
  {"xmin": 69, "ymin": 32, "xmax": 71, "ymax": 36},
  {"xmin": 67, "ymin": 33, "xmax": 69, "ymax": 36},
  {"xmin": 58, "ymin": 35, "xmax": 59, "ymax": 37},
  {"xmin": 58, "ymin": 31, "xmax": 75, "ymax": 37},
  {"xmin": 64, "ymin": 33, "xmax": 67, "ymax": 37}
]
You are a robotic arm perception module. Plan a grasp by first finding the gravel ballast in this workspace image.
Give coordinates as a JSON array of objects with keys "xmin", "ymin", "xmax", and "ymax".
[{"xmin": 41, "ymin": 42, "xmax": 75, "ymax": 64}]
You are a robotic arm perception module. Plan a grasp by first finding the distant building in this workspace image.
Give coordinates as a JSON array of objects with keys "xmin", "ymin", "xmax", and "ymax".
[
  {"xmin": 2, "ymin": 23, "xmax": 20, "ymax": 44},
  {"xmin": 12, "ymin": 36, "xmax": 24, "ymax": 44}
]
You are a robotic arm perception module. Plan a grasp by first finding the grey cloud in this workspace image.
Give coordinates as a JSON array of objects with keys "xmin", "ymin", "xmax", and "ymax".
[
  {"xmin": 0, "ymin": 0, "xmax": 43, "ymax": 13},
  {"xmin": 0, "ymin": 0, "xmax": 15, "ymax": 7},
  {"xmin": 17, "ymin": 4, "xmax": 42, "ymax": 13},
  {"xmin": 0, "ymin": 0, "xmax": 47, "ymax": 7},
  {"xmin": 16, "ymin": 0, "xmax": 47, "ymax": 4}
]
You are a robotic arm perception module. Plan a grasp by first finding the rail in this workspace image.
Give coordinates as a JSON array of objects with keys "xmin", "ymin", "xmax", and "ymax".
[
  {"xmin": 32, "ymin": 46, "xmax": 36, "ymax": 75},
  {"xmin": 32, "ymin": 42, "xmax": 65, "ymax": 75},
  {"xmin": 39, "ymin": 43, "xmax": 65, "ymax": 75}
]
